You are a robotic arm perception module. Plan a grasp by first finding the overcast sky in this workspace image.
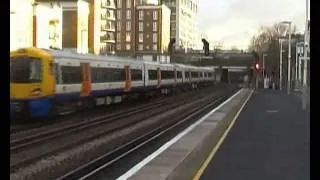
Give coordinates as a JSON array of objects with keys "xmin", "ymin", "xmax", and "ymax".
[{"xmin": 197, "ymin": 0, "xmax": 310, "ymax": 50}]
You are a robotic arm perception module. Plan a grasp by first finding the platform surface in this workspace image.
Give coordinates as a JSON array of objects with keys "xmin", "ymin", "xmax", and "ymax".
[
  {"xmin": 199, "ymin": 89, "xmax": 310, "ymax": 180},
  {"xmin": 123, "ymin": 89, "xmax": 250, "ymax": 180}
]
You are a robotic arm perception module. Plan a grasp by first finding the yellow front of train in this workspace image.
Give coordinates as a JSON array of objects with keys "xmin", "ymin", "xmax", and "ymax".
[{"xmin": 10, "ymin": 48, "xmax": 56, "ymax": 119}]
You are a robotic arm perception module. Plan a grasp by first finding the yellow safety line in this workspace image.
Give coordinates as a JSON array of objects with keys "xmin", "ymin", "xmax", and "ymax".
[{"xmin": 193, "ymin": 89, "xmax": 254, "ymax": 180}]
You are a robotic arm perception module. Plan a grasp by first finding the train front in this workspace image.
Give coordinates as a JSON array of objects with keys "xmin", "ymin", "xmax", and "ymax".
[{"xmin": 10, "ymin": 48, "xmax": 55, "ymax": 119}]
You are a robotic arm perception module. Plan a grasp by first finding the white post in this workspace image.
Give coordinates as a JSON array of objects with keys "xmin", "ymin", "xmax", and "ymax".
[
  {"xmin": 303, "ymin": 0, "xmax": 309, "ymax": 86},
  {"xmin": 279, "ymin": 40, "xmax": 283, "ymax": 91},
  {"xmin": 295, "ymin": 43, "xmax": 298, "ymax": 83},
  {"xmin": 287, "ymin": 22, "xmax": 292, "ymax": 94},
  {"xmin": 263, "ymin": 54, "xmax": 265, "ymax": 79}
]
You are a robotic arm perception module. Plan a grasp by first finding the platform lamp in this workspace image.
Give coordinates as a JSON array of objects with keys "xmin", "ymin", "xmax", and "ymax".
[{"xmin": 280, "ymin": 21, "xmax": 292, "ymax": 94}]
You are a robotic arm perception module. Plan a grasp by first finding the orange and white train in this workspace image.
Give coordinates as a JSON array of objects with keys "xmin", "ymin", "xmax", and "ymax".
[{"xmin": 10, "ymin": 48, "xmax": 216, "ymax": 119}]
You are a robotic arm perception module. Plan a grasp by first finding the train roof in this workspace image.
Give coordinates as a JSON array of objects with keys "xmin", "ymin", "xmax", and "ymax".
[{"xmin": 12, "ymin": 48, "xmax": 214, "ymax": 71}]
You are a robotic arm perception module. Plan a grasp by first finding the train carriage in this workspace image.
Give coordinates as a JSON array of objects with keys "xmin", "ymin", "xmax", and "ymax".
[{"xmin": 10, "ymin": 47, "xmax": 216, "ymax": 119}]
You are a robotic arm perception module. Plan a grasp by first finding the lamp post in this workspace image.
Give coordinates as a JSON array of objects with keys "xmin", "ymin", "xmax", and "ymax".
[
  {"xmin": 281, "ymin": 21, "xmax": 292, "ymax": 94},
  {"xmin": 303, "ymin": 0, "xmax": 309, "ymax": 86},
  {"xmin": 262, "ymin": 53, "xmax": 267, "ymax": 79},
  {"xmin": 295, "ymin": 42, "xmax": 304, "ymax": 88},
  {"xmin": 279, "ymin": 39, "xmax": 285, "ymax": 91}
]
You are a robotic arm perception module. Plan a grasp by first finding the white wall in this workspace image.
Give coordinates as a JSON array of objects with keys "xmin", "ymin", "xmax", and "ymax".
[
  {"xmin": 10, "ymin": 0, "xmax": 33, "ymax": 51},
  {"xmin": 77, "ymin": 0, "xmax": 89, "ymax": 54},
  {"xmin": 36, "ymin": 3, "xmax": 63, "ymax": 49}
]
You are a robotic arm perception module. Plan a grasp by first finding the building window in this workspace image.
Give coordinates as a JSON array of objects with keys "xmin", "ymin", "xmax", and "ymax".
[
  {"xmin": 153, "ymin": 33, "xmax": 157, "ymax": 43},
  {"xmin": 139, "ymin": 22, "xmax": 143, "ymax": 32},
  {"xmin": 153, "ymin": 22, "xmax": 157, "ymax": 31},
  {"xmin": 117, "ymin": 0, "xmax": 121, "ymax": 8},
  {"xmin": 126, "ymin": 44, "xmax": 131, "ymax": 50},
  {"xmin": 139, "ymin": 10, "xmax": 144, "ymax": 20},
  {"xmin": 171, "ymin": 22, "xmax": 175, "ymax": 30},
  {"xmin": 126, "ymin": 21, "xmax": 131, "ymax": 31},
  {"xmin": 153, "ymin": 44, "xmax": 157, "ymax": 50},
  {"xmin": 139, "ymin": 33, "xmax": 143, "ymax": 42},
  {"xmin": 146, "ymin": 45, "xmax": 150, "ymax": 50},
  {"xmin": 126, "ymin": 0, "xmax": 131, "ymax": 8},
  {"xmin": 138, "ymin": 44, "xmax": 143, "ymax": 50},
  {"xmin": 153, "ymin": 11, "xmax": 158, "ymax": 20},
  {"xmin": 117, "ymin": 21, "xmax": 121, "ymax": 31},
  {"xmin": 126, "ymin": 32, "xmax": 131, "ymax": 42},
  {"xmin": 117, "ymin": 10, "xmax": 121, "ymax": 19},
  {"xmin": 117, "ymin": 32, "xmax": 121, "ymax": 42},
  {"xmin": 116, "ymin": 44, "xmax": 121, "ymax": 50},
  {"xmin": 126, "ymin": 10, "xmax": 131, "ymax": 20}
]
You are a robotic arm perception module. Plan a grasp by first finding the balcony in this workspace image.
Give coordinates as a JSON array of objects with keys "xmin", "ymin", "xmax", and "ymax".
[
  {"xmin": 101, "ymin": 0, "xmax": 116, "ymax": 9},
  {"xmin": 100, "ymin": 34, "xmax": 115, "ymax": 43},
  {"xmin": 101, "ymin": 21, "xmax": 116, "ymax": 31},
  {"xmin": 101, "ymin": 25, "xmax": 116, "ymax": 32},
  {"xmin": 101, "ymin": 11, "xmax": 116, "ymax": 21}
]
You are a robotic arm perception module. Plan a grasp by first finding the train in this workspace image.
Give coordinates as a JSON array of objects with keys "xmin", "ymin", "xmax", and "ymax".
[{"xmin": 10, "ymin": 47, "xmax": 216, "ymax": 119}]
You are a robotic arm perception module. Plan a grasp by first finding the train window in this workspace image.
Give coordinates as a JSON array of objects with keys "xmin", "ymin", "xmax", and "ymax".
[
  {"xmin": 148, "ymin": 69, "xmax": 158, "ymax": 80},
  {"xmin": 54, "ymin": 63, "xmax": 61, "ymax": 84},
  {"xmin": 207, "ymin": 72, "xmax": 212, "ymax": 77},
  {"xmin": 60, "ymin": 66, "xmax": 82, "ymax": 84},
  {"xmin": 10, "ymin": 56, "xmax": 42, "ymax": 83},
  {"xmin": 177, "ymin": 71, "xmax": 182, "ymax": 79},
  {"xmin": 131, "ymin": 69, "xmax": 143, "ymax": 81},
  {"xmin": 91, "ymin": 67, "xmax": 125, "ymax": 83},
  {"xmin": 161, "ymin": 70, "xmax": 174, "ymax": 79},
  {"xmin": 185, "ymin": 71, "xmax": 190, "ymax": 78},
  {"xmin": 199, "ymin": 72, "xmax": 202, "ymax": 78},
  {"xmin": 191, "ymin": 72, "xmax": 198, "ymax": 78}
]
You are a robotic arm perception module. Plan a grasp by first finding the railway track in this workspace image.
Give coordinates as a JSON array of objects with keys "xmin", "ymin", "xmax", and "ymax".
[
  {"xmin": 57, "ymin": 88, "xmax": 238, "ymax": 180},
  {"xmin": 10, "ymin": 85, "xmax": 229, "ymax": 173}
]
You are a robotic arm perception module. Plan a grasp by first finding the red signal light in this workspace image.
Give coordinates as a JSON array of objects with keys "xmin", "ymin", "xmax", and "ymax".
[{"xmin": 255, "ymin": 63, "xmax": 260, "ymax": 70}]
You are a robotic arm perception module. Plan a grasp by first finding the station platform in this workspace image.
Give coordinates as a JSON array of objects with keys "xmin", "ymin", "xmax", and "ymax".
[
  {"xmin": 119, "ymin": 89, "xmax": 309, "ymax": 180},
  {"xmin": 197, "ymin": 89, "xmax": 310, "ymax": 180}
]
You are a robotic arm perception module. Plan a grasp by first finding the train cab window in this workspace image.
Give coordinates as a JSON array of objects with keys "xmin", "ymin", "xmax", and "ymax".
[
  {"xmin": 60, "ymin": 66, "xmax": 82, "ymax": 84},
  {"xmin": 148, "ymin": 69, "xmax": 158, "ymax": 80},
  {"xmin": 131, "ymin": 69, "xmax": 143, "ymax": 81},
  {"xmin": 10, "ymin": 56, "xmax": 42, "ymax": 83},
  {"xmin": 177, "ymin": 71, "xmax": 182, "ymax": 79}
]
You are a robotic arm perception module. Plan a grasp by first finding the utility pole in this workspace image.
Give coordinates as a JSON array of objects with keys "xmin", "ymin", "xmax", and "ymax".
[
  {"xmin": 279, "ymin": 39, "xmax": 283, "ymax": 91},
  {"xmin": 287, "ymin": 22, "xmax": 292, "ymax": 94}
]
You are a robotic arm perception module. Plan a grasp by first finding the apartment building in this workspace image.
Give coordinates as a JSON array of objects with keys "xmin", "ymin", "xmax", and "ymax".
[
  {"xmin": 135, "ymin": 4, "xmax": 171, "ymax": 56},
  {"xmin": 160, "ymin": 0, "xmax": 198, "ymax": 50},
  {"xmin": 115, "ymin": 0, "xmax": 139, "ymax": 56},
  {"xmin": 99, "ymin": 0, "xmax": 116, "ymax": 54}
]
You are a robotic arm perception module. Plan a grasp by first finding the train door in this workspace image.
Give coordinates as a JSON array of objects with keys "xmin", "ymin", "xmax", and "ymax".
[
  {"xmin": 80, "ymin": 63, "xmax": 91, "ymax": 96},
  {"xmin": 157, "ymin": 67, "xmax": 161, "ymax": 88},
  {"xmin": 124, "ymin": 65, "xmax": 132, "ymax": 91}
]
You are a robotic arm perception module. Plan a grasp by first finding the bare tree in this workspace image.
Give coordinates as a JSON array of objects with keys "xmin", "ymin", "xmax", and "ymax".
[{"xmin": 248, "ymin": 22, "xmax": 298, "ymax": 76}]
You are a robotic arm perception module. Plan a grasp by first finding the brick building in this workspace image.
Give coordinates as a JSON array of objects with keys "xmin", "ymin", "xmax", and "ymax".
[{"xmin": 115, "ymin": 1, "xmax": 170, "ymax": 58}]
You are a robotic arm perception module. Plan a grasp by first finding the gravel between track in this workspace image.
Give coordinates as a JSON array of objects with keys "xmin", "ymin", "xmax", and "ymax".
[{"xmin": 10, "ymin": 85, "xmax": 234, "ymax": 180}]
